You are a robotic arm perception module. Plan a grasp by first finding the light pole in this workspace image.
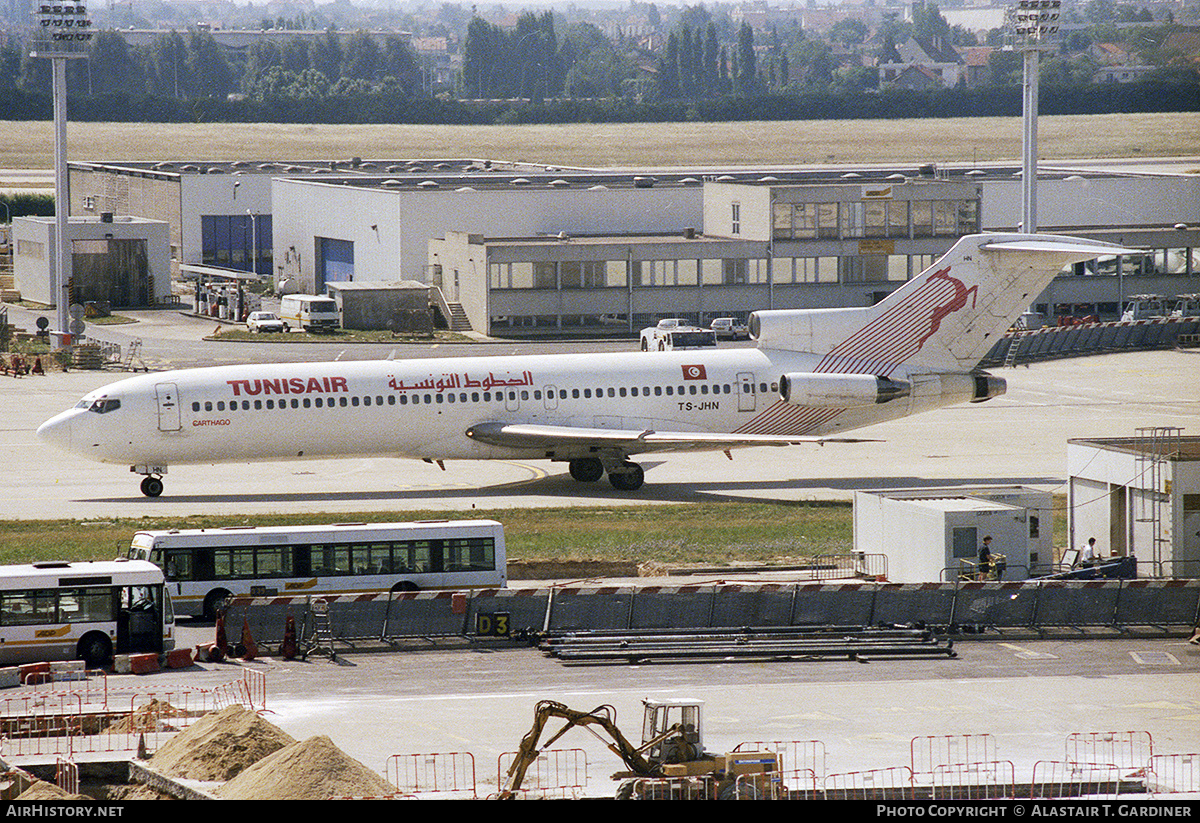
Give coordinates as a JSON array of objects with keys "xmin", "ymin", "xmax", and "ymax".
[
  {"xmin": 30, "ymin": 0, "xmax": 92, "ymax": 346},
  {"xmin": 1007, "ymin": 0, "xmax": 1060, "ymax": 235}
]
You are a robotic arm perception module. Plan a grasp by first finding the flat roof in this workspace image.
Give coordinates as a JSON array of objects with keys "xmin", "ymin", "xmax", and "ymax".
[
  {"xmin": 70, "ymin": 159, "xmax": 1141, "ymax": 191},
  {"xmin": 1068, "ymin": 435, "xmax": 1200, "ymax": 461}
]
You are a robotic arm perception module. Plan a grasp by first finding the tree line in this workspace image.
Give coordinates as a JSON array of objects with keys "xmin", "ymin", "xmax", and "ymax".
[
  {"xmin": 0, "ymin": 27, "xmax": 422, "ymax": 102},
  {"xmin": 0, "ymin": 12, "xmax": 1195, "ymax": 125}
]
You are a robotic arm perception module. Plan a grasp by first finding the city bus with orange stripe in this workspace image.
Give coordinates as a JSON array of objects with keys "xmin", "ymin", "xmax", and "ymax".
[
  {"xmin": 0, "ymin": 560, "xmax": 175, "ymax": 667},
  {"xmin": 127, "ymin": 520, "xmax": 507, "ymax": 619}
]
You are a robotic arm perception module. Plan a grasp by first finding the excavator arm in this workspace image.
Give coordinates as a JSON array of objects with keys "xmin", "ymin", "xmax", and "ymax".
[{"xmin": 500, "ymin": 700, "xmax": 661, "ymax": 798}]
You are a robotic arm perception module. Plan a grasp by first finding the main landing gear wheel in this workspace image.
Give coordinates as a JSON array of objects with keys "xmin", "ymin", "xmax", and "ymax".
[
  {"xmin": 140, "ymin": 476, "xmax": 164, "ymax": 497},
  {"xmin": 568, "ymin": 458, "xmax": 604, "ymax": 483},
  {"xmin": 608, "ymin": 462, "xmax": 645, "ymax": 491}
]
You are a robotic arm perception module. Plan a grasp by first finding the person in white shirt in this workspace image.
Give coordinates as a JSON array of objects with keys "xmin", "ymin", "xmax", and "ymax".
[{"xmin": 1079, "ymin": 537, "xmax": 1098, "ymax": 567}]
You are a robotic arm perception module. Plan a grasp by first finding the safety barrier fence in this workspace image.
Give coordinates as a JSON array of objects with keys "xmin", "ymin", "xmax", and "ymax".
[
  {"xmin": 1065, "ymin": 731, "xmax": 1154, "ymax": 773},
  {"xmin": 55, "ymin": 756, "xmax": 77, "ymax": 796},
  {"xmin": 224, "ymin": 578, "xmax": 1200, "ymax": 654},
  {"xmin": 0, "ymin": 670, "xmax": 266, "ymax": 759},
  {"xmin": 734, "ymin": 739, "xmax": 827, "ymax": 779},
  {"xmin": 980, "ymin": 317, "xmax": 1200, "ymax": 368},
  {"xmin": 930, "ymin": 761, "xmax": 1016, "ymax": 800},
  {"xmin": 496, "ymin": 747, "xmax": 588, "ymax": 800},
  {"xmin": 823, "ymin": 766, "xmax": 915, "ymax": 800},
  {"xmin": 911, "ymin": 734, "xmax": 999, "ymax": 780},
  {"xmin": 1148, "ymin": 754, "xmax": 1200, "ymax": 795},
  {"xmin": 396, "ymin": 730, "xmax": 1200, "ymax": 799},
  {"xmin": 386, "ymin": 751, "xmax": 477, "ymax": 800}
]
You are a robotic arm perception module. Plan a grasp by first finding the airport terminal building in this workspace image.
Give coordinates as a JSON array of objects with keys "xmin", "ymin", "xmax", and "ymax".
[{"xmin": 64, "ymin": 157, "xmax": 1200, "ymax": 335}]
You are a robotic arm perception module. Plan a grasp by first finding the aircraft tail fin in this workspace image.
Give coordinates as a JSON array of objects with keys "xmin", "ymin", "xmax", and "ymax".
[{"xmin": 750, "ymin": 233, "xmax": 1137, "ymax": 374}]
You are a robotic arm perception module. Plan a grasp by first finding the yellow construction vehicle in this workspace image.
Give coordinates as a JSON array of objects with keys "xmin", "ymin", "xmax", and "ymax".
[{"xmin": 499, "ymin": 698, "xmax": 780, "ymax": 800}]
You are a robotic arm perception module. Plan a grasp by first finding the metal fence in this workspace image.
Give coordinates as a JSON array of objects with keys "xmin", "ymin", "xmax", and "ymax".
[
  {"xmin": 224, "ymin": 578, "xmax": 1200, "ymax": 655},
  {"xmin": 0, "ymin": 669, "xmax": 266, "ymax": 758},
  {"xmin": 393, "ymin": 730, "xmax": 1197, "ymax": 799}
]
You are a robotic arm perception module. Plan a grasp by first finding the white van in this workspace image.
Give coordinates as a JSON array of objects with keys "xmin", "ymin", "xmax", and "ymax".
[{"xmin": 279, "ymin": 294, "xmax": 340, "ymax": 333}]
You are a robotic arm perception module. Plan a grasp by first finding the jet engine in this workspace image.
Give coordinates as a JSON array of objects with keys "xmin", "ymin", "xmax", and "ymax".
[
  {"xmin": 778, "ymin": 373, "xmax": 911, "ymax": 408},
  {"xmin": 971, "ymin": 373, "xmax": 1006, "ymax": 403}
]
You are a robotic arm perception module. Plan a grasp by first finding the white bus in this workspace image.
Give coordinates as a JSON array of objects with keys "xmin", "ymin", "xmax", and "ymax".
[
  {"xmin": 0, "ymin": 560, "xmax": 175, "ymax": 667},
  {"xmin": 127, "ymin": 520, "xmax": 508, "ymax": 619}
]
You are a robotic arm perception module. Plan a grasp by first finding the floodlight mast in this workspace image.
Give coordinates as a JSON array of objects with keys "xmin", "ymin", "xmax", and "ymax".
[
  {"xmin": 29, "ymin": 0, "xmax": 92, "ymax": 346},
  {"xmin": 1008, "ymin": 0, "xmax": 1061, "ymax": 234}
]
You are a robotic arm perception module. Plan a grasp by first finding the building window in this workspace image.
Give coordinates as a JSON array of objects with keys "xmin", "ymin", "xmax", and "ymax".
[
  {"xmin": 202, "ymin": 214, "xmax": 272, "ymax": 275},
  {"xmin": 533, "ymin": 261, "xmax": 556, "ymax": 289},
  {"xmin": 731, "ymin": 202, "xmax": 741, "ymax": 235}
]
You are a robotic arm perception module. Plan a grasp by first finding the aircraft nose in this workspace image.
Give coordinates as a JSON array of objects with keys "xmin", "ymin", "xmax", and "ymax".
[{"xmin": 36, "ymin": 410, "xmax": 75, "ymax": 452}]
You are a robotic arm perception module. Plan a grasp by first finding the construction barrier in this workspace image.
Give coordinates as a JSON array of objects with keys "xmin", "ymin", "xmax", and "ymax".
[
  {"xmin": 0, "ymin": 670, "xmax": 265, "ymax": 758},
  {"xmin": 223, "ymin": 578, "xmax": 1200, "ymax": 655},
  {"xmin": 496, "ymin": 747, "xmax": 588, "ymax": 799},
  {"xmin": 710, "ymin": 584, "xmax": 798, "ymax": 627},
  {"xmin": 929, "ymin": 761, "xmax": 1016, "ymax": 800},
  {"xmin": 953, "ymin": 582, "xmax": 1040, "ymax": 629},
  {"xmin": 1148, "ymin": 754, "xmax": 1200, "ymax": 796},
  {"xmin": 386, "ymin": 751, "xmax": 476, "ymax": 800},
  {"xmin": 1065, "ymin": 730, "xmax": 1154, "ymax": 774},
  {"xmin": 389, "ymin": 730, "xmax": 1192, "ymax": 799},
  {"xmin": 910, "ymin": 733, "xmax": 999, "ymax": 780},
  {"xmin": 873, "ymin": 582, "xmax": 957, "ymax": 627}
]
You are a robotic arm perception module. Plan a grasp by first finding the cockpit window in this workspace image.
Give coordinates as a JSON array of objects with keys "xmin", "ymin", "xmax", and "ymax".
[{"xmin": 87, "ymin": 397, "xmax": 121, "ymax": 414}]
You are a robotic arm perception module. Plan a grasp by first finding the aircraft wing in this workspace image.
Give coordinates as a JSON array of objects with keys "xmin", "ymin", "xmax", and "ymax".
[{"xmin": 465, "ymin": 421, "xmax": 874, "ymax": 455}]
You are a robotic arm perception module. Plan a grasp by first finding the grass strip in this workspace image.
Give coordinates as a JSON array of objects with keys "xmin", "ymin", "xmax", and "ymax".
[{"xmin": 0, "ymin": 502, "xmax": 853, "ymax": 567}]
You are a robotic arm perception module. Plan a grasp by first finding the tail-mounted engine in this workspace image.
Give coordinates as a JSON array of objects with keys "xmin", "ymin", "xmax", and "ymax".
[
  {"xmin": 779, "ymin": 373, "xmax": 911, "ymax": 408},
  {"xmin": 971, "ymin": 373, "xmax": 1006, "ymax": 403}
]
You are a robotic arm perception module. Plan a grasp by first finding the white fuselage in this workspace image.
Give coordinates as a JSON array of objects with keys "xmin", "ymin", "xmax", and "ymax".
[{"xmin": 36, "ymin": 347, "xmax": 972, "ymax": 468}]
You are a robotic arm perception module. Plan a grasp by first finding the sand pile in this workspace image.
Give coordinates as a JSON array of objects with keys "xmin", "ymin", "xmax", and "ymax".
[
  {"xmin": 106, "ymin": 699, "xmax": 187, "ymax": 734},
  {"xmin": 216, "ymin": 735, "xmax": 396, "ymax": 800},
  {"xmin": 17, "ymin": 780, "xmax": 89, "ymax": 801},
  {"xmin": 149, "ymin": 704, "xmax": 296, "ymax": 783}
]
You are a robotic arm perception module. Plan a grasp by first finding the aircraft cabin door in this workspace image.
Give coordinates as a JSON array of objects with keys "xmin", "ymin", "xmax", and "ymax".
[
  {"xmin": 504, "ymin": 389, "xmax": 520, "ymax": 413},
  {"xmin": 737, "ymin": 372, "xmax": 756, "ymax": 412},
  {"xmin": 155, "ymin": 382, "xmax": 182, "ymax": 431},
  {"xmin": 543, "ymin": 385, "xmax": 559, "ymax": 412}
]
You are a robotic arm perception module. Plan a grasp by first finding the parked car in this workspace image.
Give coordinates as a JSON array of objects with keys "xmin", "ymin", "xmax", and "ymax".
[
  {"xmin": 709, "ymin": 317, "xmax": 749, "ymax": 340},
  {"xmin": 247, "ymin": 311, "xmax": 286, "ymax": 333}
]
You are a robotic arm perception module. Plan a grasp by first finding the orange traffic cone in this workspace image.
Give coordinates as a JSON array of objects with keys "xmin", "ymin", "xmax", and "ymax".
[
  {"xmin": 240, "ymin": 618, "xmax": 258, "ymax": 661},
  {"xmin": 281, "ymin": 615, "xmax": 298, "ymax": 660}
]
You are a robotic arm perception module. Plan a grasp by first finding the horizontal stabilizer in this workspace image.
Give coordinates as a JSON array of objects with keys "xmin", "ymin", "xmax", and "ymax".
[
  {"xmin": 466, "ymin": 421, "xmax": 876, "ymax": 454},
  {"xmin": 981, "ymin": 237, "xmax": 1140, "ymax": 258}
]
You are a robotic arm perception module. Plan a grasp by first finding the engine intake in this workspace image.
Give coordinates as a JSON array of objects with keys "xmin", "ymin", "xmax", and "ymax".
[{"xmin": 779, "ymin": 373, "xmax": 912, "ymax": 408}]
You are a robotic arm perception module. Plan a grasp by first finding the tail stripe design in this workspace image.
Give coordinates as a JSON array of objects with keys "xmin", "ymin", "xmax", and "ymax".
[
  {"xmin": 815, "ymin": 266, "xmax": 975, "ymax": 377},
  {"xmin": 734, "ymin": 265, "xmax": 974, "ymax": 437}
]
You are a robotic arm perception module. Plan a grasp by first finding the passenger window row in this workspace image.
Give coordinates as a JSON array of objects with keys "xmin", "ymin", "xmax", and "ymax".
[{"xmin": 188, "ymin": 381, "xmax": 780, "ymax": 413}]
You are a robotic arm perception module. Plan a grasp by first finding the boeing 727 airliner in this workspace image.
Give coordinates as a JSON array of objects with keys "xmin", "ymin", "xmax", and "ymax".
[{"xmin": 37, "ymin": 233, "xmax": 1131, "ymax": 496}]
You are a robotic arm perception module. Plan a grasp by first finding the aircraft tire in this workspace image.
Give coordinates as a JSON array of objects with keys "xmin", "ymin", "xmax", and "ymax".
[
  {"xmin": 568, "ymin": 458, "xmax": 604, "ymax": 483},
  {"xmin": 608, "ymin": 463, "xmax": 644, "ymax": 491},
  {"xmin": 140, "ymin": 476, "xmax": 164, "ymax": 497}
]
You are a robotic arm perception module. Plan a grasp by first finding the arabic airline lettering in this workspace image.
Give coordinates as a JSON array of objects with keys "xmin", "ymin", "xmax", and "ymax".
[{"xmin": 36, "ymin": 233, "xmax": 1136, "ymax": 496}]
